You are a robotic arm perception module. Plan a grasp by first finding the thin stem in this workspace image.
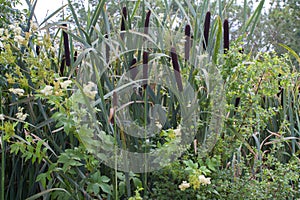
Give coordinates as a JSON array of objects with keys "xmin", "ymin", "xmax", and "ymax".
[{"xmin": 1, "ymin": 87, "xmax": 4, "ymax": 200}]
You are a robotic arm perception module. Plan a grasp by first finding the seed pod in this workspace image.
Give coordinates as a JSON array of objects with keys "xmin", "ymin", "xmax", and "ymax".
[
  {"xmin": 62, "ymin": 24, "xmax": 71, "ymax": 67},
  {"xmin": 144, "ymin": 10, "xmax": 151, "ymax": 35},
  {"xmin": 105, "ymin": 34, "xmax": 110, "ymax": 63},
  {"xmin": 203, "ymin": 11, "xmax": 211, "ymax": 50},
  {"xmin": 143, "ymin": 51, "xmax": 148, "ymax": 88},
  {"xmin": 185, "ymin": 24, "xmax": 191, "ymax": 61},
  {"xmin": 223, "ymin": 19, "xmax": 229, "ymax": 54},
  {"xmin": 121, "ymin": 7, "xmax": 127, "ymax": 40},
  {"xmin": 36, "ymin": 45, "xmax": 40, "ymax": 56},
  {"xmin": 171, "ymin": 47, "xmax": 183, "ymax": 92}
]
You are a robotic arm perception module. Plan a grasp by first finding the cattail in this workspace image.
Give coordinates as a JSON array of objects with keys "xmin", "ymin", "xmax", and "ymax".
[
  {"xmin": 143, "ymin": 51, "xmax": 148, "ymax": 88},
  {"xmin": 203, "ymin": 11, "xmax": 211, "ymax": 50},
  {"xmin": 144, "ymin": 10, "xmax": 151, "ymax": 35},
  {"xmin": 170, "ymin": 47, "xmax": 183, "ymax": 92},
  {"xmin": 74, "ymin": 51, "xmax": 78, "ymax": 62},
  {"xmin": 130, "ymin": 58, "xmax": 137, "ymax": 80},
  {"xmin": 185, "ymin": 24, "xmax": 191, "ymax": 61},
  {"xmin": 36, "ymin": 45, "xmax": 40, "ymax": 56},
  {"xmin": 62, "ymin": 24, "xmax": 71, "ymax": 67},
  {"xmin": 121, "ymin": 7, "xmax": 127, "ymax": 40},
  {"xmin": 223, "ymin": 19, "xmax": 229, "ymax": 54},
  {"xmin": 105, "ymin": 34, "xmax": 110, "ymax": 63}
]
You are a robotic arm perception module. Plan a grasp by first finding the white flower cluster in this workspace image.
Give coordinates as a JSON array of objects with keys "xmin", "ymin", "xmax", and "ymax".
[
  {"xmin": 60, "ymin": 80, "xmax": 72, "ymax": 89},
  {"xmin": 9, "ymin": 88, "xmax": 25, "ymax": 96},
  {"xmin": 83, "ymin": 82, "xmax": 98, "ymax": 99},
  {"xmin": 198, "ymin": 175, "xmax": 211, "ymax": 185},
  {"xmin": 41, "ymin": 85, "xmax": 53, "ymax": 96},
  {"xmin": 178, "ymin": 181, "xmax": 190, "ymax": 191},
  {"xmin": 16, "ymin": 107, "xmax": 28, "ymax": 121},
  {"xmin": 0, "ymin": 114, "xmax": 5, "ymax": 121}
]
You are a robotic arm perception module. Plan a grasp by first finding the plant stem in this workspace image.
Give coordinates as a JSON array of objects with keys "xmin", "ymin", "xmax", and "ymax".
[{"xmin": 0, "ymin": 87, "xmax": 4, "ymax": 200}]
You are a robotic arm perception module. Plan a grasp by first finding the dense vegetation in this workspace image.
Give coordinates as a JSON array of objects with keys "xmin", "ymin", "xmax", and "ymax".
[{"xmin": 0, "ymin": 0, "xmax": 299, "ymax": 199}]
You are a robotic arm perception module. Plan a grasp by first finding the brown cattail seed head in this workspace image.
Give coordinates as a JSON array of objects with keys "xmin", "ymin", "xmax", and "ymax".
[
  {"xmin": 144, "ymin": 10, "xmax": 151, "ymax": 35},
  {"xmin": 170, "ymin": 47, "xmax": 183, "ymax": 91},
  {"xmin": 62, "ymin": 24, "xmax": 71, "ymax": 67},
  {"xmin": 203, "ymin": 11, "xmax": 211, "ymax": 50},
  {"xmin": 223, "ymin": 19, "xmax": 229, "ymax": 54}
]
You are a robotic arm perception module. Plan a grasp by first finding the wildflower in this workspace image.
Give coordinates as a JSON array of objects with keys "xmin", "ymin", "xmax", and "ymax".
[
  {"xmin": 173, "ymin": 127, "xmax": 181, "ymax": 137},
  {"xmin": 14, "ymin": 35, "xmax": 25, "ymax": 43},
  {"xmin": 60, "ymin": 80, "xmax": 72, "ymax": 89},
  {"xmin": 9, "ymin": 88, "xmax": 25, "ymax": 96},
  {"xmin": 40, "ymin": 85, "xmax": 53, "ymax": 96},
  {"xmin": 0, "ymin": 114, "xmax": 5, "ymax": 121},
  {"xmin": 198, "ymin": 175, "xmax": 211, "ymax": 185},
  {"xmin": 14, "ymin": 27, "xmax": 22, "ymax": 35},
  {"xmin": 179, "ymin": 181, "xmax": 190, "ymax": 191},
  {"xmin": 16, "ymin": 107, "xmax": 28, "ymax": 121},
  {"xmin": 83, "ymin": 82, "xmax": 98, "ymax": 99},
  {"xmin": 8, "ymin": 24, "xmax": 15, "ymax": 30}
]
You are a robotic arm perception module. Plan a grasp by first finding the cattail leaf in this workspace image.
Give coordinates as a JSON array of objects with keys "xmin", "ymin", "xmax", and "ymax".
[
  {"xmin": 88, "ymin": 0, "xmax": 106, "ymax": 37},
  {"xmin": 279, "ymin": 43, "xmax": 300, "ymax": 64},
  {"xmin": 39, "ymin": 4, "xmax": 67, "ymax": 27},
  {"xmin": 242, "ymin": 0, "xmax": 265, "ymax": 40},
  {"xmin": 212, "ymin": 15, "xmax": 222, "ymax": 64},
  {"xmin": 67, "ymin": 0, "xmax": 85, "ymax": 40}
]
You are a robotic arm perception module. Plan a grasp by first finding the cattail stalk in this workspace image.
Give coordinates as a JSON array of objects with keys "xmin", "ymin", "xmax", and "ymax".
[
  {"xmin": 223, "ymin": 19, "xmax": 229, "ymax": 54},
  {"xmin": 203, "ymin": 11, "xmax": 211, "ymax": 50},
  {"xmin": 171, "ymin": 47, "xmax": 183, "ymax": 92}
]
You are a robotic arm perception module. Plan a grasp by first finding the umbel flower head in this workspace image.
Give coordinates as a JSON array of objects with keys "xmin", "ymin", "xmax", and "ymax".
[
  {"xmin": 40, "ymin": 85, "xmax": 53, "ymax": 96},
  {"xmin": 83, "ymin": 82, "xmax": 98, "ymax": 99},
  {"xmin": 9, "ymin": 88, "xmax": 25, "ymax": 96},
  {"xmin": 178, "ymin": 181, "xmax": 190, "ymax": 191}
]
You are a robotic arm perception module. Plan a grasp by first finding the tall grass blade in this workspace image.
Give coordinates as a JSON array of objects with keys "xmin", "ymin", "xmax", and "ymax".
[{"xmin": 213, "ymin": 15, "xmax": 222, "ymax": 64}]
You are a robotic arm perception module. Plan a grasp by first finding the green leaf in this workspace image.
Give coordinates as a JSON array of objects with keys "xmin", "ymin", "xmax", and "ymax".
[
  {"xmin": 100, "ymin": 183, "xmax": 112, "ymax": 195},
  {"xmin": 212, "ymin": 15, "xmax": 222, "ymax": 64},
  {"xmin": 100, "ymin": 175, "xmax": 110, "ymax": 183}
]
